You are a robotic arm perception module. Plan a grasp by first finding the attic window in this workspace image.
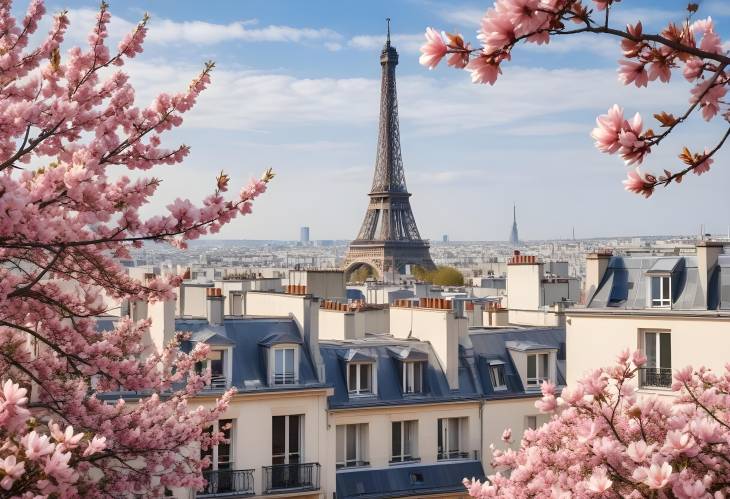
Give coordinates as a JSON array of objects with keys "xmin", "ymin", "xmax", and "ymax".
[
  {"xmin": 401, "ymin": 361, "xmax": 424, "ymax": 394},
  {"xmin": 409, "ymin": 472, "xmax": 424, "ymax": 484},
  {"xmin": 526, "ymin": 353, "xmax": 550, "ymax": 388},
  {"xmin": 489, "ymin": 363, "xmax": 507, "ymax": 390},
  {"xmin": 348, "ymin": 362, "xmax": 373, "ymax": 395},
  {"xmin": 650, "ymin": 276, "xmax": 671, "ymax": 308},
  {"xmin": 272, "ymin": 345, "xmax": 298, "ymax": 385}
]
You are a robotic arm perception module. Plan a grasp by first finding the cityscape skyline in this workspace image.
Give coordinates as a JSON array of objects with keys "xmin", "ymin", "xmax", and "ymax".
[{"xmin": 31, "ymin": 0, "xmax": 730, "ymax": 241}]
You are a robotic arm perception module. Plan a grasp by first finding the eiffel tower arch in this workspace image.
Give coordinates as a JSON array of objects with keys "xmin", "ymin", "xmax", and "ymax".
[{"xmin": 343, "ymin": 21, "xmax": 435, "ymax": 280}]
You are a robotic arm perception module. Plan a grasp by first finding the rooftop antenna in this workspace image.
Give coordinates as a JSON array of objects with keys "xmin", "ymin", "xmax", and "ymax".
[{"xmin": 386, "ymin": 17, "xmax": 391, "ymax": 47}]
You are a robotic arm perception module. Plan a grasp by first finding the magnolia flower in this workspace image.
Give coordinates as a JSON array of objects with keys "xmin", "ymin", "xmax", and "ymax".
[
  {"xmin": 1, "ymin": 380, "xmax": 28, "ymax": 407},
  {"xmin": 591, "ymin": 104, "xmax": 624, "ymax": 154},
  {"xmin": 693, "ymin": 151, "xmax": 713, "ymax": 176},
  {"xmin": 642, "ymin": 462, "xmax": 673, "ymax": 489},
  {"xmin": 21, "ymin": 432, "xmax": 55, "ymax": 460},
  {"xmin": 622, "ymin": 168, "xmax": 655, "ymax": 198},
  {"xmin": 419, "ymin": 27, "xmax": 448, "ymax": 69},
  {"xmin": 501, "ymin": 428, "xmax": 512, "ymax": 443},
  {"xmin": 618, "ymin": 60, "xmax": 649, "ymax": 87},
  {"xmin": 465, "ymin": 55, "xmax": 501, "ymax": 85},
  {"xmin": 587, "ymin": 468, "xmax": 613, "ymax": 492},
  {"xmin": 632, "ymin": 350, "xmax": 647, "ymax": 367},
  {"xmin": 627, "ymin": 440, "xmax": 655, "ymax": 463},
  {"xmin": 0, "ymin": 455, "xmax": 25, "ymax": 490},
  {"xmin": 83, "ymin": 435, "xmax": 108, "ymax": 457}
]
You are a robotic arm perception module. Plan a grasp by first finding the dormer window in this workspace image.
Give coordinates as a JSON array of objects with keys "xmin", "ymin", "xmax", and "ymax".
[
  {"xmin": 489, "ymin": 361, "xmax": 507, "ymax": 390},
  {"xmin": 650, "ymin": 276, "xmax": 671, "ymax": 307},
  {"xmin": 273, "ymin": 345, "xmax": 298, "ymax": 385},
  {"xmin": 402, "ymin": 361, "xmax": 423, "ymax": 394},
  {"xmin": 526, "ymin": 353, "xmax": 549, "ymax": 388},
  {"xmin": 195, "ymin": 349, "xmax": 229, "ymax": 390},
  {"xmin": 348, "ymin": 363, "xmax": 373, "ymax": 395}
]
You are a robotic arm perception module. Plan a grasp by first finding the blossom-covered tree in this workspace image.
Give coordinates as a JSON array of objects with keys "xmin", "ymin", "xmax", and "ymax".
[
  {"xmin": 420, "ymin": 0, "xmax": 729, "ymax": 198},
  {"xmin": 0, "ymin": 1, "xmax": 271, "ymax": 496},
  {"xmin": 463, "ymin": 350, "xmax": 730, "ymax": 498}
]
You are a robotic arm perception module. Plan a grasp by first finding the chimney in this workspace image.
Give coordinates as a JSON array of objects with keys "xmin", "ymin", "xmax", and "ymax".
[
  {"xmin": 584, "ymin": 251, "xmax": 612, "ymax": 304},
  {"xmin": 206, "ymin": 287, "xmax": 225, "ymax": 325},
  {"xmin": 697, "ymin": 241, "xmax": 723, "ymax": 309},
  {"xmin": 147, "ymin": 298, "xmax": 175, "ymax": 355}
]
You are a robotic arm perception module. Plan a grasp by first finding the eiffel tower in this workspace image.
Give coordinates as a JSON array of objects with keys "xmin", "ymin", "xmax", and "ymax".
[{"xmin": 343, "ymin": 20, "xmax": 435, "ymax": 279}]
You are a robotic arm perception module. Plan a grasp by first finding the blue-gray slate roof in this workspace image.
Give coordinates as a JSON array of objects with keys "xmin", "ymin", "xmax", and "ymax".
[
  {"xmin": 587, "ymin": 255, "xmax": 730, "ymax": 310},
  {"xmin": 468, "ymin": 327, "xmax": 566, "ymax": 398},
  {"xmin": 320, "ymin": 341, "xmax": 481, "ymax": 409},
  {"xmin": 178, "ymin": 318, "xmax": 327, "ymax": 393},
  {"xmin": 336, "ymin": 460, "xmax": 485, "ymax": 499}
]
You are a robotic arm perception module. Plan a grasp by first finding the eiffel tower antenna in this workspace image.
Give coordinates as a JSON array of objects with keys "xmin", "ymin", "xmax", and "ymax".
[{"xmin": 344, "ymin": 21, "xmax": 434, "ymax": 279}]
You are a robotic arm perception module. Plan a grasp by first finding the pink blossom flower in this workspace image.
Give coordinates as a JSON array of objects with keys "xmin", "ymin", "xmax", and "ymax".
[
  {"xmin": 627, "ymin": 440, "xmax": 655, "ymax": 463},
  {"xmin": 690, "ymin": 81, "xmax": 727, "ymax": 121},
  {"xmin": 0, "ymin": 455, "xmax": 25, "ymax": 490},
  {"xmin": 477, "ymin": 8, "xmax": 515, "ymax": 54},
  {"xmin": 587, "ymin": 468, "xmax": 613, "ymax": 492},
  {"xmin": 622, "ymin": 168, "xmax": 655, "ymax": 198},
  {"xmin": 642, "ymin": 462, "xmax": 673, "ymax": 489},
  {"xmin": 83, "ymin": 435, "xmax": 107, "ymax": 457},
  {"xmin": 632, "ymin": 350, "xmax": 647, "ymax": 367},
  {"xmin": 21, "ymin": 432, "xmax": 55, "ymax": 460},
  {"xmin": 465, "ymin": 56, "xmax": 501, "ymax": 85},
  {"xmin": 618, "ymin": 60, "xmax": 649, "ymax": 87},
  {"xmin": 693, "ymin": 150, "xmax": 713, "ymax": 175},
  {"xmin": 501, "ymin": 428, "xmax": 512, "ymax": 443},
  {"xmin": 591, "ymin": 104, "xmax": 625, "ymax": 154},
  {"xmin": 419, "ymin": 28, "xmax": 448, "ymax": 69}
]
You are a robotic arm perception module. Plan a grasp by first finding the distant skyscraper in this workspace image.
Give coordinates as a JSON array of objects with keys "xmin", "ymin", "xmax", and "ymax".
[
  {"xmin": 442, "ymin": 234, "xmax": 448, "ymax": 242},
  {"xmin": 300, "ymin": 226, "xmax": 310, "ymax": 244},
  {"xmin": 509, "ymin": 205, "xmax": 519, "ymax": 246}
]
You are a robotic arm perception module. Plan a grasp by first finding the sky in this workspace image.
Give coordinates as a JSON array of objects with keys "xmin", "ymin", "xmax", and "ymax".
[{"xmin": 21, "ymin": 0, "xmax": 730, "ymax": 241}]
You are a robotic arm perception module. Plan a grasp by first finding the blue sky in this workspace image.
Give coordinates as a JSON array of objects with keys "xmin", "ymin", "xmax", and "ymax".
[{"xmin": 25, "ymin": 0, "xmax": 730, "ymax": 240}]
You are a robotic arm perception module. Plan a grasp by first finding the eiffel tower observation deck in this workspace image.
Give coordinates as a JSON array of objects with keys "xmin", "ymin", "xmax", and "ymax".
[{"xmin": 343, "ymin": 20, "xmax": 435, "ymax": 280}]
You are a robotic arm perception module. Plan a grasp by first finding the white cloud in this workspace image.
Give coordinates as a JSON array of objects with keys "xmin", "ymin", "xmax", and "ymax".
[
  {"xmin": 62, "ymin": 8, "xmax": 341, "ymax": 47},
  {"xmin": 123, "ymin": 59, "xmax": 689, "ymax": 139},
  {"xmin": 439, "ymin": 7, "xmax": 484, "ymax": 28},
  {"xmin": 348, "ymin": 34, "xmax": 425, "ymax": 54}
]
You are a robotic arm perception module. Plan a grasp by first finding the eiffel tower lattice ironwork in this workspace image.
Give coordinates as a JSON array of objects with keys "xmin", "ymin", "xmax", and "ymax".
[{"xmin": 343, "ymin": 20, "xmax": 435, "ymax": 279}]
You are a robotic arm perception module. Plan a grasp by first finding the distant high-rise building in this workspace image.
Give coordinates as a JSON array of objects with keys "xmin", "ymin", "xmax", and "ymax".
[
  {"xmin": 442, "ymin": 234, "xmax": 448, "ymax": 242},
  {"xmin": 509, "ymin": 205, "xmax": 519, "ymax": 246},
  {"xmin": 300, "ymin": 226, "xmax": 310, "ymax": 244}
]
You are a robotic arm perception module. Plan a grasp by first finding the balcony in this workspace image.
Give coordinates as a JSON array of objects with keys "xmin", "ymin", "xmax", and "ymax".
[
  {"xmin": 639, "ymin": 367, "xmax": 673, "ymax": 389},
  {"xmin": 204, "ymin": 375, "xmax": 228, "ymax": 391},
  {"xmin": 198, "ymin": 469, "xmax": 254, "ymax": 497},
  {"xmin": 437, "ymin": 450, "xmax": 471, "ymax": 461},
  {"xmin": 262, "ymin": 462, "xmax": 320, "ymax": 494}
]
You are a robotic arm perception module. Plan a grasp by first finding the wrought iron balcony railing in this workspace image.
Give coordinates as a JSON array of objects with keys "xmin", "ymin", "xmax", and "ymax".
[
  {"xmin": 272, "ymin": 372, "xmax": 296, "ymax": 385},
  {"xmin": 262, "ymin": 462, "xmax": 320, "ymax": 494},
  {"xmin": 202, "ymin": 375, "xmax": 228, "ymax": 391},
  {"xmin": 639, "ymin": 367, "xmax": 673, "ymax": 389},
  {"xmin": 437, "ymin": 450, "xmax": 471, "ymax": 460},
  {"xmin": 198, "ymin": 469, "xmax": 254, "ymax": 497}
]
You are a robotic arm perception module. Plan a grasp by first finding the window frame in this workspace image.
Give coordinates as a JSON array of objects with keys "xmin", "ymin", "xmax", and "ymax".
[
  {"xmin": 489, "ymin": 362, "xmax": 507, "ymax": 390},
  {"xmin": 391, "ymin": 420, "xmax": 418, "ymax": 463},
  {"xmin": 437, "ymin": 417, "xmax": 467, "ymax": 460},
  {"xmin": 402, "ymin": 361, "xmax": 424, "ymax": 394},
  {"xmin": 271, "ymin": 344, "xmax": 299, "ymax": 385},
  {"xmin": 347, "ymin": 362, "xmax": 374, "ymax": 396},
  {"xmin": 526, "ymin": 352, "xmax": 550, "ymax": 388},
  {"xmin": 271, "ymin": 414, "xmax": 303, "ymax": 465},
  {"xmin": 201, "ymin": 419, "xmax": 235, "ymax": 471},
  {"xmin": 525, "ymin": 415, "xmax": 538, "ymax": 431},
  {"xmin": 336, "ymin": 423, "xmax": 369, "ymax": 468},
  {"xmin": 649, "ymin": 275, "xmax": 672, "ymax": 308}
]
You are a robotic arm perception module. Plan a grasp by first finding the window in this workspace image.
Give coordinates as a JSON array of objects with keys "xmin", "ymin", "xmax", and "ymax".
[
  {"xmin": 272, "ymin": 415, "xmax": 302, "ymax": 465},
  {"xmin": 273, "ymin": 346, "xmax": 297, "ymax": 385},
  {"xmin": 201, "ymin": 419, "xmax": 235, "ymax": 470},
  {"xmin": 526, "ymin": 353, "xmax": 549, "ymax": 388},
  {"xmin": 336, "ymin": 424, "xmax": 369, "ymax": 468},
  {"xmin": 437, "ymin": 417, "xmax": 467, "ymax": 460},
  {"xmin": 489, "ymin": 364, "xmax": 507, "ymax": 390},
  {"xmin": 650, "ymin": 276, "xmax": 671, "ymax": 307},
  {"xmin": 402, "ymin": 361, "xmax": 423, "ymax": 394},
  {"xmin": 347, "ymin": 363, "xmax": 373, "ymax": 395},
  {"xmin": 641, "ymin": 331, "xmax": 672, "ymax": 388},
  {"xmin": 525, "ymin": 415, "xmax": 538, "ymax": 430},
  {"xmin": 196, "ymin": 350, "xmax": 228, "ymax": 389},
  {"xmin": 391, "ymin": 421, "xmax": 418, "ymax": 463}
]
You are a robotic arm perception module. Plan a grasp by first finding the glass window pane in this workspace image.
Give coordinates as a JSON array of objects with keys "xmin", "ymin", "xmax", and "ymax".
[
  {"xmin": 662, "ymin": 277, "xmax": 670, "ymax": 300},
  {"xmin": 404, "ymin": 421, "xmax": 413, "ymax": 455},
  {"xmin": 274, "ymin": 350, "xmax": 283, "ymax": 375},
  {"xmin": 645, "ymin": 332, "xmax": 657, "ymax": 367},
  {"xmin": 360, "ymin": 364, "xmax": 370, "ymax": 391},
  {"xmin": 437, "ymin": 419, "xmax": 443, "ymax": 453},
  {"xmin": 285, "ymin": 349, "xmax": 294, "ymax": 375},
  {"xmin": 348, "ymin": 364, "xmax": 357, "ymax": 391},
  {"xmin": 540, "ymin": 354, "xmax": 548, "ymax": 378},
  {"xmin": 660, "ymin": 333, "xmax": 671, "ymax": 369},
  {"xmin": 527, "ymin": 355, "xmax": 536, "ymax": 378},
  {"xmin": 448, "ymin": 418, "xmax": 459, "ymax": 452},
  {"xmin": 346, "ymin": 425, "xmax": 357, "ymax": 461},
  {"xmin": 336, "ymin": 426, "xmax": 344, "ymax": 463},
  {"xmin": 289, "ymin": 415, "xmax": 300, "ymax": 454},
  {"xmin": 392, "ymin": 422, "xmax": 401, "ymax": 457},
  {"xmin": 210, "ymin": 356, "xmax": 224, "ymax": 377},
  {"xmin": 414, "ymin": 363, "xmax": 422, "ymax": 392},
  {"xmin": 272, "ymin": 416, "xmax": 285, "ymax": 456},
  {"xmin": 651, "ymin": 277, "xmax": 660, "ymax": 299}
]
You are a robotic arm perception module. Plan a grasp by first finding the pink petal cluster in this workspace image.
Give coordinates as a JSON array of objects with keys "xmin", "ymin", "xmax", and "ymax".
[
  {"xmin": 464, "ymin": 352, "xmax": 730, "ymax": 498},
  {"xmin": 0, "ymin": 1, "xmax": 269, "ymax": 496},
  {"xmin": 419, "ymin": 27, "xmax": 448, "ymax": 69},
  {"xmin": 591, "ymin": 105, "xmax": 651, "ymax": 165}
]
